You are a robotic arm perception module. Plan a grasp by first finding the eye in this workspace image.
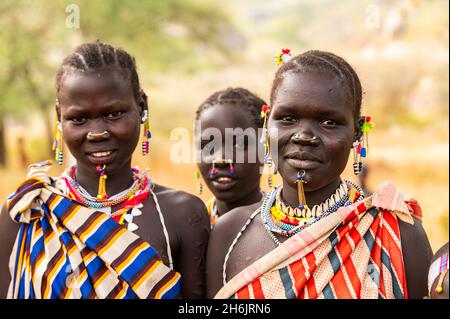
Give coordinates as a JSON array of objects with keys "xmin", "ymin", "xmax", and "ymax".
[
  {"xmin": 281, "ymin": 116, "xmax": 296, "ymax": 123},
  {"xmin": 106, "ymin": 111, "xmax": 125, "ymax": 120},
  {"xmin": 321, "ymin": 119, "xmax": 337, "ymax": 127},
  {"xmin": 70, "ymin": 117, "xmax": 87, "ymax": 125}
]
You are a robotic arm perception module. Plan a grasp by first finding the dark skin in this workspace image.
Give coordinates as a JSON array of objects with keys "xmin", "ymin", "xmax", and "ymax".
[
  {"xmin": 197, "ymin": 103, "xmax": 263, "ymax": 217},
  {"xmin": 0, "ymin": 68, "xmax": 210, "ymax": 299},
  {"xmin": 207, "ymin": 72, "xmax": 432, "ymax": 298}
]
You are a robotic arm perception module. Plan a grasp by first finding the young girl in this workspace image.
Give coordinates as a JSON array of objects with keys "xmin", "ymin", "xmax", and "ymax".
[
  {"xmin": 206, "ymin": 50, "xmax": 432, "ymax": 299},
  {"xmin": 0, "ymin": 42, "xmax": 210, "ymax": 299},
  {"xmin": 196, "ymin": 88, "xmax": 267, "ymax": 225}
]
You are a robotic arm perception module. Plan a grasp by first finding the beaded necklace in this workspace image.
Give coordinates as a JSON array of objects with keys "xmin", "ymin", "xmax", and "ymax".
[
  {"xmin": 61, "ymin": 166, "xmax": 152, "ymax": 232},
  {"xmin": 275, "ymin": 180, "xmax": 348, "ymax": 218},
  {"xmin": 207, "ymin": 191, "xmax": 267, "ymax": 227},
  {"xmin": 63, "ymin": 166, "xmax": 144, "ymax": 208},
  {"xmin": 221, "ymin": 180, "xmax": 364, "ymax": 284},
  {"xmin": 261, "ymin": 180, "xmax": 364, "ymax": 245}
]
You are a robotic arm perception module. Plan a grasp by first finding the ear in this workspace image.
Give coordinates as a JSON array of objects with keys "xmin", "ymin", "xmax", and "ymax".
[
  {"xmin": 354, "ymin": 116, "xmax": 364, "ymax": 142},
  {"xmin": 138, "ymin": 90, "xmax": 149, "ymax": 121}
]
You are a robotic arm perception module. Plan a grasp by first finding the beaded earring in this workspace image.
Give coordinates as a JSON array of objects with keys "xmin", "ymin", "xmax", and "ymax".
[
  {"xmin": 141, "ymin": 110, "xmax": 151, "ymax": 156},
  {"xmin": 196, "ymin": 171, "xmax": 203, "ymax": 195},
  {"xmin": 52, "ymin": 106, "xmax": 63, "ymax": 165},
  {"xmin": 296, "ymin": 170, "xmax": 308, "ymax": 209},
  {"xmin": 352, "ymin": 140, "xmax": 363, "ymax": 175},
  {"xmin": 361, "ymin": 116, "xmax": 374, "ymax": 156},
  {"xmin": 96, "ymin": 165, "xmax": 108, "ymax": 200},
  {"xmin": 353, "ymin": 116, "xmax": 375, "ymax": 175},
  {"xmin": 260, "ymin": 104, "xmax": 274, "ymax": 190}
]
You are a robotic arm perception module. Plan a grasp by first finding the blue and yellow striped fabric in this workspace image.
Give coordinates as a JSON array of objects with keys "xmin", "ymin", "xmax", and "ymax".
[{"xmin": 6, "ymin": 169, "xmax": 181, "ymax": 299}]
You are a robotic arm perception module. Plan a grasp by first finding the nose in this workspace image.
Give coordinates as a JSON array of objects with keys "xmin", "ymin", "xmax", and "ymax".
[
  {"xmin": 291, "ymin": 133, "xmax": 319, "ymax": 145},
  {"xmin": 291, "ymin": 123, "xmax": 320, "ymax": 146},
  {"xmin": 208, "ymin": 144, "xmax": 234, "ymax": 163},
  {"xmin": 86, "ymin": 130, "xmax": 110, "ymax": 141},
  {"xmin": 84, "ymin": 117, "xmax": 112, "ymax": 141}
]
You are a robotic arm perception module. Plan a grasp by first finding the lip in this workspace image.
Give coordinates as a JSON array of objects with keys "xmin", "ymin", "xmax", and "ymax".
[
  {"xmin": 285, "ymin": 151, "xmax": 322, "ymax": 170},
  {"xmin": 210, "ymin": 174, "xmax": 238, "ymax": 192},
  {"xmin": 85, "ymin": 149, "xmax": 117, "ymax": 165}
]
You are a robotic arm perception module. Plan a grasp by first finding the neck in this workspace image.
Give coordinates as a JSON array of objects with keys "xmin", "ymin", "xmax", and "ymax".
[
  {"xmin": 74, "ymin": 162, "xmax": 134, "ymax": 197},
  {"xmin": 281, "ymin": 177, "xmax": 342, "ymax": 208},
  {"xmin": 215, "ymin": 186, "xmax": 262, "ymax": 217}
]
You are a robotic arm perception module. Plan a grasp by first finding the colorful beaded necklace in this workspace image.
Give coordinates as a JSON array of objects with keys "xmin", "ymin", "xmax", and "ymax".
[
  {"xmin": 221, "ymin": 180, "xmax": 364, "ymax": 284},
  {"xmin": 261, "ymin": 180, "xmax": 364, "ymax": 245},
  {"xmin": 275, "ymin": 180, "xmax": 349, "ymax": 218},
  {"xmin": 61, "ymin": 166, "xmax": 152, "ymax": 232}
]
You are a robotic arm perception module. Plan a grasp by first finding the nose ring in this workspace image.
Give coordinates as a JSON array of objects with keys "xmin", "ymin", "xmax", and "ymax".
[
  {"xmin": 291, "ymin": 133, "xmax": 318, "ymax": 143},
  {"xmin": 87, "ymin": 131, "xmax": 110, "ymax": 139},
  {"xmin": 210, "ymin": 159, "xmax": 235, "ymax": 177}
]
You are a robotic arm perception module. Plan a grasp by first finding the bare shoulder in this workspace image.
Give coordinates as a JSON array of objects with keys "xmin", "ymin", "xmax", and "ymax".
[
  {"xmin": 398, "ymin": 215, "xmax": 432, "ymax": 261},
  {"xmin": 206, "ymin": 202, "xmax": 261, "ymax": 298},
  {"xmin": 1, "ymin": 202, "xmax": 7, "ymax": 218},
  {"xmin": 153, "ymin": 184, "xmax": 206, "ymax": 210},
  {"xmin": 0, "ymin": 201, "xmax": 19, "ymax": 240},
  {"xmin": 0, "ymin": 201, "xmax": 21, "ymax": 298},
  {"xmin": 212, "ymin": 202, "xmax": 260, "ymax": 240},
  {"xmin": 398, "ymin": 216, "xmax": 430, "ymax": 245},
  {"xmin": 398, "ymin": 215, "xmax": 433, "ymax": 298},
  {"xmin": 151, "ymin": 184, "xmax": 210, "ymax": 234}
]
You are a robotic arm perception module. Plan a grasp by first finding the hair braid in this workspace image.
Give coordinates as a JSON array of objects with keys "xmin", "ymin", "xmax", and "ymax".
[
  {"xmin": 196, "ymin": 87, "xmax": 267, "ymax": 129},
  {"xmin": 270, "ymin": 50, "xmax": 362, "ymax": 123},
  {"xmin": 56, "ymin": 41, "xmax": 142, "ymax": 103}
]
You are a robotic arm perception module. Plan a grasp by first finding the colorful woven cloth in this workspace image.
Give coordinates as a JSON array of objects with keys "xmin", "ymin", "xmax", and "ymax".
[
  {"xmin": 215, "ymin": 182, "xmax": 416, "ymax": 299},
  {"xmin": 6, "ymin": 161, "xmax": 181, "ymax": 299}
]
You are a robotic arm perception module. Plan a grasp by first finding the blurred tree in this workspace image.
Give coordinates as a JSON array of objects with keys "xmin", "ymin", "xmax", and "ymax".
[
  {"xmin": 0, "ymin": 0, "xmax": 240, "ymax": 167},
  {"xmin": 0, "ymin": 1, "xmax": 58, "ymax": 166}
]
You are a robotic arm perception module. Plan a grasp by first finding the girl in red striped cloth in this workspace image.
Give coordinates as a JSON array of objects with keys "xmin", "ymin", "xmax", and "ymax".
[{"xmin": 206, "ymin": 49, "xmax": 432, "ymax": 299}]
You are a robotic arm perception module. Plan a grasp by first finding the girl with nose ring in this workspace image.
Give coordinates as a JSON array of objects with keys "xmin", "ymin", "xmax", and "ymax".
[
  {"xmin": 0, "ymin": 42, "xmax": 210, "ymax": 299},
  {"xmin": 195, "ymin": 88, "xmax": 268, "ymax": 226}
]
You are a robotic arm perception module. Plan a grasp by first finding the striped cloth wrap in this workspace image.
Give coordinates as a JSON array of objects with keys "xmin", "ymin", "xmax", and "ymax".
[
  {"xmin": 6, "ymin": 161, "xmax": 181, "ymax": 299},
  {"xmin": 216, "ymin": 182, "xmax": 419, "ymax": 299}
]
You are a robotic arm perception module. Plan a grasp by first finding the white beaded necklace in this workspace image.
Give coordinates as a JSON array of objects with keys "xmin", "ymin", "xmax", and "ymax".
[{"xmin": 221, "ymin": 181, "xmax": 364, "ymax": 285}]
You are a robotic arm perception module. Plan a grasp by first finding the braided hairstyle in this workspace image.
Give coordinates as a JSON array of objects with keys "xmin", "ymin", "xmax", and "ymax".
[
  {"xmin": 270, "ymin": 50, "xmax": 363, "ymax": 126},
  {"xmin": 56, "ymin": 41, "xmax": 142, "ymax": 103},
  {"xmin": 196, "ymin": 87, "xmax": 267, "ymax": 129}
]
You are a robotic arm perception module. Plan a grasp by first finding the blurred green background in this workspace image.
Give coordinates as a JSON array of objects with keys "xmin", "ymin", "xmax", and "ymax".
[{"xmin": 0, "ymin": 0, "xmax": 448, "ymax": 251}]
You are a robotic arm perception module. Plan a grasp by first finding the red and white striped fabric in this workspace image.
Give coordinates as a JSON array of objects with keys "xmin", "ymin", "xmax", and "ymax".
[{"xmin": 215, "ymin": 182, "xmax": 417, "ymax": 299}]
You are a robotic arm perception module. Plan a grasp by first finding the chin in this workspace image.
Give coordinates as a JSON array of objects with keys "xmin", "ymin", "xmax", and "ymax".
[
  {"xmin": 213, "ymin": 190, "xmax": 241, "ymax": 202},
  {"xmin": 280, "ymin": 166, "xmax": 323, "ymax": 188}
]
